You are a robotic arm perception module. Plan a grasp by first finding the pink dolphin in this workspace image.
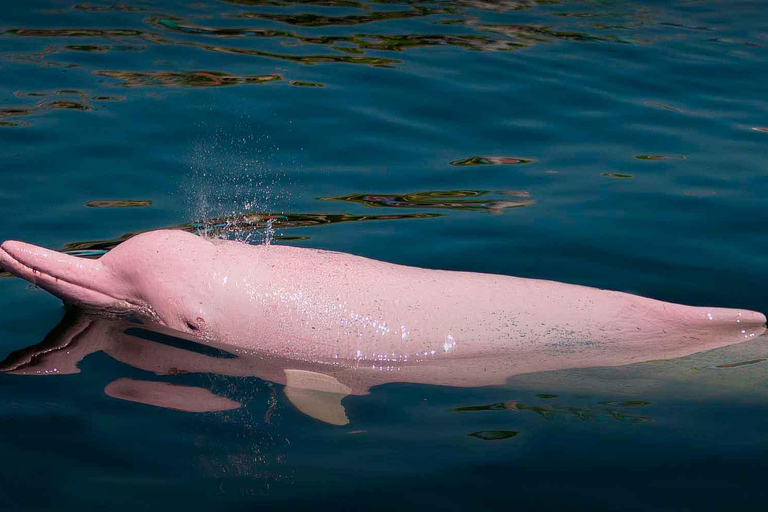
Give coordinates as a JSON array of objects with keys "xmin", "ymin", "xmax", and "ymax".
[{"xmin": 0, "ymin": 229, "xmax": 765, "ymax": 383}]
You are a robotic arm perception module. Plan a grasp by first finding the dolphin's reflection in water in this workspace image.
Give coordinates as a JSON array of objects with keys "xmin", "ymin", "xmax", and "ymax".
[
  {"xmin": 3, "ymin": 309, "xmax": 768, "ymax": 427},
  {"xmin": 0, "ymin": 310, "xmax": 357, "ymax": 424}
]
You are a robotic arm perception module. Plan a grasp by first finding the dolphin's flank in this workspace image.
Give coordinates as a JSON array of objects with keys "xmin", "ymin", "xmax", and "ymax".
[{"xmin": 0, "ymin": 230, "xmax": 764, "ymax": 386}]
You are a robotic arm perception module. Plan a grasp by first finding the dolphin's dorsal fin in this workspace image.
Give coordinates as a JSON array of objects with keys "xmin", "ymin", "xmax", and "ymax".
[{"xmin": 284, "ymin": 369, "xmax": 351, "ymax": 426}]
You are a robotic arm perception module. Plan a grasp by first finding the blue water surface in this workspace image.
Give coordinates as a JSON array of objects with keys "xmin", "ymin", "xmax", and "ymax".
[{"xmin": 2, "ymin": 0, "xmax": 768, "ymax": 509}]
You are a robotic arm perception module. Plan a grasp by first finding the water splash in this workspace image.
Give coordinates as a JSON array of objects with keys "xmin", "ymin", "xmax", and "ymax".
[
  {"xmin": 185, "ymin": 119, "xmax": 292, "ymax": 245},
  {"xmin": 264, "ymin": 218, "xmax": 275, "ymax": 247}
]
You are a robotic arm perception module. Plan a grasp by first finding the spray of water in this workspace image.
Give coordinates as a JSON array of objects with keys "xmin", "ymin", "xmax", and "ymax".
[{"xmin": 184, "ymin": 121, "xmax": 292, "ymax": 245}]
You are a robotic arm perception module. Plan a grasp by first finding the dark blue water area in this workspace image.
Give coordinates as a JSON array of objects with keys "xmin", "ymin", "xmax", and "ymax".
[{"xmin": 2, "ymin": 0, "xmax": 768, "ymax": 509}]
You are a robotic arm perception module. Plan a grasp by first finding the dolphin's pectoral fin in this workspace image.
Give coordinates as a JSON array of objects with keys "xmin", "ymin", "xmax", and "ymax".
[
  {"xmin": 104, "ymin": 378, "xmax": 242, "ymax": 413},
  {"xmin": 284, "ymin": 387, "xmax": 350, "ymax": 426},
  {"xmin": 283, "ymin": 369, "xmax": 352, "ymax": 426}
]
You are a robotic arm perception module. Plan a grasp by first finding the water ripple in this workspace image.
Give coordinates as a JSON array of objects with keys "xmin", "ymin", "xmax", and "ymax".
[
  {"xmin": 450, "ymin": 156, "xmax": 536, "ymax": 166},
  {"xmin": 230, "ymin": 8, "xmax": 446, "ymax": 27},
  {"xmin": 85, "ymin": 200, "xmax": 153, "ymax": 208},
  {"xmin": 93, "ymin": 70, "xmax": 283, "ymax": 87},
  {"xmin": 318, "ymin": 190, "xmax": 534, "ymax": 212}
]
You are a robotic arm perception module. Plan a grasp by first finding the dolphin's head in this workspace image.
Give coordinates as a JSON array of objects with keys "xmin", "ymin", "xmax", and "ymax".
[{"xmin": 0, "ymin": 230, "xmax": 219, "ymax": 335}]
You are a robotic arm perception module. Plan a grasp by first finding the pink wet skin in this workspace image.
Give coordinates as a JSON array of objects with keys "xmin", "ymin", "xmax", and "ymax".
[{"xmin": 0, "ymin": 229, "xmax": 765, "ymax": 384}]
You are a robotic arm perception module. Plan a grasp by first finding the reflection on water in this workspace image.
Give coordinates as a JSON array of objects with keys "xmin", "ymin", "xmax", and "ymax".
[
  {"xmin": 1, "ymin": 89, "xmax": 124, "ymax": 125},
  {"xmin": 94, "ymin": 70, "xmax": 283, "ymax": 87},
  {"xmin": 0, "ymin": 0, "xmax": 702, "ymax": 127},
  {"xmin": 186, "ymin": 211, "xmax": 442, "ymax": 238},
  {"xmin": 2, "ymin": 300, "xmax": 768, "ymax": 503},
  {"xmin": 634, "ymin": 155, "xmax": 686, "ymax": 161},
  {"xmin": 85, "ymin": 200, "xmax": 153, "ymax": 208},
  {"xmin": 598, "ymin": 401, "xmax": 649, "ymax": 407},
  {"xmin": 318, "ymin": 190, "xmax": 533, "ymax": 212},
  {"xmin": 0, "ymin": 309, "xmax": 660, "ymax": 427},
  {"xmin": 450, "ymin": 156, "xmax": 536, "ymax": 166},
  {"xmin": 453, "ymin": 398, "xmax": 653, "ymax": 423},
  {"xmin": 708, "ymin": 358, "xmax": 767, "ymax": 369},
  {"xmin": 289, "ymin": 80, "xmax": 324, "ymax": 87},
  {"xmin": 222, "ymin": 0, "xmax": 368, "ymax": 6},
  {"xmin": 0, "ymin": 120, "xmax": 28, "ymax": 127},
  {"xmin": 65, "ymin": 44, "xmax": 146, "ymax": 52},
  {"xmin": 46, "ymin": 3, "xmax": 149, "ymax": 12},
  {"xmin": 0, "ymin": 187, "xmax": 528, "ymax": 275},
  {"xmin": 6, "ymin": 305, "xmax": 763, "ymax": 445},
  {"xmin": 641, "ymin": 101, "xmax": 694, "ymax": 115},
  {"xmin": 6, "ymin": 28, "xmax": 145, "ymax": 37},
  {"xmin": 0, "ymin": 210, "xmax": 440, "ymax": 276},
  {"xmin": 104, "ymin": 378, "xmax": 243, "ymax": 413},
  {"xmin": 1, "ymin": 98, "xmax": 90, "ymax": 117},
  {"xmin": 1, "ymin": 0, "xmax": 768, "ymax": 506},
  {"xmin": 469, "ymin": 430, "xmax": 518, "ymax": 441},
  {"xmin": 232, "ymin": 8, "xmax": 447, "ymax": 26}
]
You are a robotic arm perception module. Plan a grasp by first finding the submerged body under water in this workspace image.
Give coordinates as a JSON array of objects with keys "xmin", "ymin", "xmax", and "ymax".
[{"xmin": 2, "ymin": 0, "xmax": 768, "ymax": 510}]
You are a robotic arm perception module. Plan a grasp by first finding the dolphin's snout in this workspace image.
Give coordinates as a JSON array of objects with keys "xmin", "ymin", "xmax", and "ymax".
[
  {"xmin": 739, "ymin": 310, "xmax": 767, "ymax": 328},
  {"xmin": 1, "ymin": 240, "xmax": 72, "ymax": 283},
  {"xmin": 0, "ymin": 240, "xmax": 22, "ymax": 272},
  {"xmin": 0, "ymin": 239, "xmax": 122, "ymax": 308},
  {"xmin": 740, "ymin": 310, "xmax": 767, "ymax": 339}
]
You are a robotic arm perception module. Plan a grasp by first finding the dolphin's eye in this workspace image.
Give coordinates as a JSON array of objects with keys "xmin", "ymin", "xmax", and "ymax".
[{"xmin": 186, "ymin": 321, "xmax": 199, "ymax": 331}]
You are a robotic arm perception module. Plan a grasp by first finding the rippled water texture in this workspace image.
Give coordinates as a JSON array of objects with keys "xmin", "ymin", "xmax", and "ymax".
[{"xmin": 2, "ymin": 0, "xmax": 768, "ymax": 510}]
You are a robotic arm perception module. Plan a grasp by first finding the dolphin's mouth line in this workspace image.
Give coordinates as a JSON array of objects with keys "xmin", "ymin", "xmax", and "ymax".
[{"xmin": 0, "ymin": 247, "xmax": 145, "ymax": 312}]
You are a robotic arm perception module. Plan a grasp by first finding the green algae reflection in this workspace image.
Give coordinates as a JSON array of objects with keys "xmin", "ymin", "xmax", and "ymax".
[
  {"xmin": 2, "ymin": 212, "xmax": 442, "ymax": 269},
  {"xmin": 468, "ymin": 431, "xmax": 518, "ymax": 441},
  {"xmin": 231, "ymin": 8, "xmax": 446, "ymax": 27},
  {"xmin": 0, "ymin": 90, "xmax": 125, "ymax": 127},
  {"xmin": 451, "ymin": 156, "xmax": 536, "ymax": 166},
  {"xmin": 0, "ymin": 211, "xmax": 441, "ymax": 278},
  {"xmin": 93, "ymin": 70, "xmax": 283, "ymax": 87},
  {"xmin": 3, "ymin": 7, "xmax": 638, "ymax": 76},
  {"xmin": 708, "ymin": 358, "xmax": 767, "ymax": 369},
  {"xmin": 85, "ymin": 200, "xmax": 153, "ymax": 208},
  {"xmin": 290, "ymin": 81, "xmax": 325, "ymax": 87},
  {"xmin": 148, "ymin": 17, "xmax": 525, "ymax": 54},
  {"xmin": 318, "ymin": 190, "xmax": 533, "ymax": 213},
  {"xmin": 453, "ymin": 399, "xmax": 653, "ymax": 424},
  {"xmin": 634, "ymin": 155, "xmax": 686, "ymax": 161},
  {"xmin": 222, "ymin": 0, "xmax": 365, "ymax": 6},
  {"xmin": 598, "ymin": 401, "xmax": 650, "ymax": 407},
  {"xmin": 0, "ymin": 97, "xmax": 92, "ymax": 127},
  {"xmin": 5, "ymin": 28, "xmax": 144, "ymax": 37},
  {"xmin": 0, "ymin": 120, "xmax": 29, "ymax": 127},
  {"xmin": 71, "ymin": 3, "xmax": 147, "ymax": 12}
]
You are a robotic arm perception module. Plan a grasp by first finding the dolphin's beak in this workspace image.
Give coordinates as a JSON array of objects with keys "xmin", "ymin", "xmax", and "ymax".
[{"xmin": 0, "ymin": 240, "xmax": 124, "ymax": 308}]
